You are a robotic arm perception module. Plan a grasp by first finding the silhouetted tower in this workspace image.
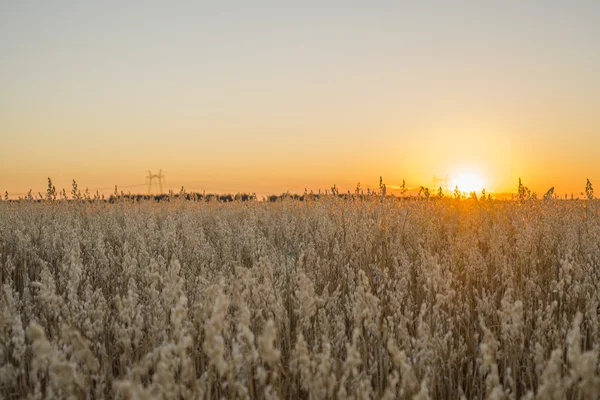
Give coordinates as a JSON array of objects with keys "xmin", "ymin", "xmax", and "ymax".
[
  {"xmin": 146, "ymin": 170, "xmax": 165, "ymax": 194},
  {"xmin": 432, "ymin": 175, "xmax": 449, "ymax": 191}
]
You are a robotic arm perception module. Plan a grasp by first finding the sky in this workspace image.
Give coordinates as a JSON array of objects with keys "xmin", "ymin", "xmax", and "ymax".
[{"xmin": 1, "ymin": 1, "xmax": 600, "ymax": 197}]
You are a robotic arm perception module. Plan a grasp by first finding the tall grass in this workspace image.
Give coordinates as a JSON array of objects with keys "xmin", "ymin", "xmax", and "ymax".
[{"xmin": 1, "ymin": 194, "xmax": 599, "ymax": 398}]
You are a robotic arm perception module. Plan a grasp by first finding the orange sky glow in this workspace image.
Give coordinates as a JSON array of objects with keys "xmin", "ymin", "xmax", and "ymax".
[{"xmin": 1, "ymin": 2, "xmax": 599, "ymax": 198}]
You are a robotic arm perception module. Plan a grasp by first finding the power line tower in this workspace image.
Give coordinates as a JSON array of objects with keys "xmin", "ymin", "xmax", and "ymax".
[
  {"xmin": 432, "ymin": 175, "xmax": 449, "ymax": 190},
  {"xmin": 146, "ymin": 170, "xmax": 165, "ymax": 194}
]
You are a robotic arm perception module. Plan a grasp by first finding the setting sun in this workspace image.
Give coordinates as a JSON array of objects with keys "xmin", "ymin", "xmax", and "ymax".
[{"xmin": 451, "ymin": 173, "xmax": 485, "ymax": 194}]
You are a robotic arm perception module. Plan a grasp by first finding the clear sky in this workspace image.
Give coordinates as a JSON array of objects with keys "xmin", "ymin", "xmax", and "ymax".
[{"xmin": 1, "ymin": 1, "xmax": 599, "ymax": 197}]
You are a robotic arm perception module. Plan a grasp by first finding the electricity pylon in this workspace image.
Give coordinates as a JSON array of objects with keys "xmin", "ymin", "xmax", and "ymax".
[
  {"xmin": 146, "ymin": 170, "xmax": 165, "ymax": 194},
  {"xmin": 433, "ymin": 175, "xmax": 449, "ymax": 190}
]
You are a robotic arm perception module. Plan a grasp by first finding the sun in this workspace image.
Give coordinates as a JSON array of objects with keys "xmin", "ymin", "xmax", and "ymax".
[{"xmin": 451, "ymin": 173, "xmax": 485, "ymax": 193}]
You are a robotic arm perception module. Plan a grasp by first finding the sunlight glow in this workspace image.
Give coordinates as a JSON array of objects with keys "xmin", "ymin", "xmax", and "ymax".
[{"xmin": 451, "ymin": 173, "xmax": 485, "ymax": 193}]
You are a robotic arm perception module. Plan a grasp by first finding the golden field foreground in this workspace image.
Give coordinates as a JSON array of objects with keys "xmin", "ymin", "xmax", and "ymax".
[{"xmin": 1, "ymin": 195, "xmax": 599, "ymax": 399}]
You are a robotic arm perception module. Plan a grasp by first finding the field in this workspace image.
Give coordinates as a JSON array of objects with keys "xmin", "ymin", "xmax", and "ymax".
[{"xmin": 1, "ymin": 195, "xmax": 599, "ymax": 399}]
